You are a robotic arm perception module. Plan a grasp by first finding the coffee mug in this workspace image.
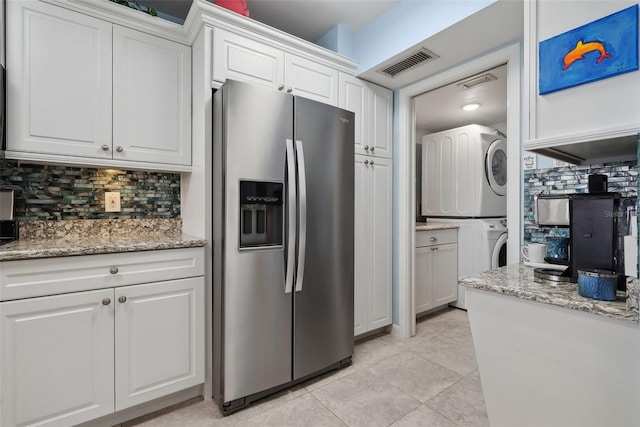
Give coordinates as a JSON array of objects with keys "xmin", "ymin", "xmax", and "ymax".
[{"xmin": 521, "ymin": 243, "xmax": 547, "ymax": 263}]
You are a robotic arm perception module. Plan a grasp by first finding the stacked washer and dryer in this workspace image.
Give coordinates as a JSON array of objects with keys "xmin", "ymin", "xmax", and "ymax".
[{"xmin": 421, "ymin": 124, "xmax": 508, "ymax": 309}]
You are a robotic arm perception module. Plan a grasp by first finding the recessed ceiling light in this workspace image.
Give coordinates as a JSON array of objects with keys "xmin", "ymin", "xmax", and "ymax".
[{"xmin": 462, "ymin": 103, "xmax": 480, "ymax": 111}]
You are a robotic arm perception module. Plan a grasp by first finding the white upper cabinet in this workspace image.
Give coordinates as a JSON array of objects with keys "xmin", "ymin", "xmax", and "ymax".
[
  {"xmin": 524, "ymin": 0, "xmax": 640, "ymax": 163},
  {"xmin": 6, "ymin": 1, "xmax": 192, "ymax": 171},
  {"xmin": 338, "ymin": 75, "xmax": 392, "ymax": 158},
  {"xmin": 113, "ymin": 26, "xmax": 191, "ymax": 166},
  {"xmin": 284, "ymin": 53, "xmax": 338, "ymax": 106},
  {"xmin": 212, "ymin": 28, "xmax": 284, "ymax": 89},
  {"xmin": 212, "ymin": 28, "xmax": 339, "ymax": 106},
  {"xmin": 338, "ymin": 74, "xmax": 367, "ymax": 153},
  {"xmin": 367, "ymin": 82, "xmax": 392, "ymax": 159},
  {"xmin": 6, "ymin": 0, "xmax": 113, "ymax": 159}
]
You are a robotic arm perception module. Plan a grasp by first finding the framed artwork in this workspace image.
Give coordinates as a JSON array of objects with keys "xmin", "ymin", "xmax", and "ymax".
[{"xmin": 539, "ymin": 4, "xmax": 638, "ymax": 95}]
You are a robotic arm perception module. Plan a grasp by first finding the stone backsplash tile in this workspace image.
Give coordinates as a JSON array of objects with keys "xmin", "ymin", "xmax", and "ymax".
[
  {"xmin": 523, "ymin": 161, "xmax": 638, "ymax": 244},
  {"xmin": 0, "ymin": 159, "xmax": 180, "ymax": 220}
]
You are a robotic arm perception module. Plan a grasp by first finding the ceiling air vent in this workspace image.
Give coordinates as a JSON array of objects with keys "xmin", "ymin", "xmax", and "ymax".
[
  {"xmin": 377, "ymin": 48, "xmax": 439, "ymax": 78},
  {"xmin": 457, "ymin": 73, "xmax": 498, "ymax": 89}
]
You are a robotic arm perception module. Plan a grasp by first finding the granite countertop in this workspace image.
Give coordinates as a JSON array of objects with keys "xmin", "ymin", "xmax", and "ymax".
[
  {"xmin": 460, "ymin": 264, "xmax": 639, "ymax": 322},
  {"xmin": 0, "ymin": 219, "xmax": 206, "ymax": 261},
  {"xmin": 416, "ymin": 222, "xmax": 459, "ymax": 231}
]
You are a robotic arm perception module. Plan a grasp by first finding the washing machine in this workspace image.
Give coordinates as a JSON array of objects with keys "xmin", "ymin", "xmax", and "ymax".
[
  {"xmin": 425, "ymin": 218, "xmax": 507, "ymax": 309},
  {"xmin": 421, "ymin": 124, "xmax": 507, "ymax": 218}
]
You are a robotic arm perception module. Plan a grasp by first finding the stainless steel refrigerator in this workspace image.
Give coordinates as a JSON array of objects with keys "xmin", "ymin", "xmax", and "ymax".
[{"xmin": 212, "ymin": 80, "xmax": 354, "ymax": 414}]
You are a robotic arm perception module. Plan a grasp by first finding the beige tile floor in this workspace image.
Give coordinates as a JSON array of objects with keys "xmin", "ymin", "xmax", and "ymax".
[{"xmin": 123, "ymin": 307, "xmax": 488, "ymax": 427}]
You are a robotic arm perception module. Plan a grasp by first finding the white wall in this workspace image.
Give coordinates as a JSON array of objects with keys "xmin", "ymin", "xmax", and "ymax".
[{"xmin": 353, "ymin": 0, "xmax": 495, "ymax": 75}]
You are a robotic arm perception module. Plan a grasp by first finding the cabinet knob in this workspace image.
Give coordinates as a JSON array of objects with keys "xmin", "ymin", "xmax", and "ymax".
[
  {"xmin": 431, "ymin": 247, "xmax": 439, "ymax": 251},
  {"xmin": 278, "ymin": 84, "xmax": 284, "ymax": 91},
  {"xmin": 364, "ymin": 160, "xmax": 369, "ymax": 165},
  {"xmin": 110, "ymin": 266, "xmax": 119, "ymax": 274},
  {"xmin": 102, "ymin": 298, "xmax": 111, "ymax": 306},
  {"xmin": 370, "ymin": 146, "xmax": 375, "ymax": 152},
  {"xmin": 101, "ymin": 144, "xmax": 109, "ymax": 151},
  {"xmin": 364, "ymin": 145, "xmax": 369, "ymax": 150},
  {"xmin": 116, "ymin": 146, "xmax": 124, "ymax": 153},
  {"xmin": 370, "ymin": 160, "xmax": 375, "ymax": 165},
  {"xmin": 118, "ymin": 296, "xmax": 127, "ymax": 303},
  {"xmin": 286, "ymin": 87, "xmax": 293, "ymax": 93},
  {"xmin": 429, "ymin": 237, "xmax": 437, "ymax": 242}
]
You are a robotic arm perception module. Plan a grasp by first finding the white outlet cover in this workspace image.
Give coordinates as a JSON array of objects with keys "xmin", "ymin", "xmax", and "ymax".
[{"xmin": 105, "ymin": 192, "xmax": 121, "ymax": 212}]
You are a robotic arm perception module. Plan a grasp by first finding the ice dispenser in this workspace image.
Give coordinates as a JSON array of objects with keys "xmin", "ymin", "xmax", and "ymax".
[{"xmin": 239, "ymin": 181, "xmax": 283, "ymax": 248}]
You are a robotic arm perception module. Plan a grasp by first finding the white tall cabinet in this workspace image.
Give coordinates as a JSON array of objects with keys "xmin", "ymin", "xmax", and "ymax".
[
  {"xmin": 341, "ymin": 75, "xmax": 393, "ymax": 337},
  {"xmin": 354, "ymin": 155, "xmax": 392, "ymax": 336}
]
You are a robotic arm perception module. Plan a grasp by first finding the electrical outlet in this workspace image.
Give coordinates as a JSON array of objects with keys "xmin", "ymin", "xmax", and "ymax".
[{"xmin": 105, "ymin": 192, "xmax": 121, "ymax": 212}]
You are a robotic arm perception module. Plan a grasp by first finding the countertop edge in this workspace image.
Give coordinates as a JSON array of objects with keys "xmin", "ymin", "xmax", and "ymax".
[
  {"xmin": 460, "ymin": 265, "xmax": 639, "ymax": 322},
  {"xmin": 0, "ymin": 237, "xmax": 207, "ymax": 262}
]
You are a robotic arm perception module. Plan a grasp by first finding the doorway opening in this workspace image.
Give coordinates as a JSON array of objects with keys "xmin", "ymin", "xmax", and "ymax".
[{"xmin": 395, "ymin": 43, "xmax": 521, "ymax": 339}]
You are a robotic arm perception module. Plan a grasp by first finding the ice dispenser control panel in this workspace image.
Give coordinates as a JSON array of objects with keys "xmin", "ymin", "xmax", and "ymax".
[{"xmin": 239, "ymin": 181, "xmax": 283, "ymax": 249}]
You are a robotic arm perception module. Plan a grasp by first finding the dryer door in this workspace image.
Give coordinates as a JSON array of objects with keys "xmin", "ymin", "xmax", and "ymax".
[
  {"xmin": 492, "ymin": 232, "xmax": 508, "ymax": 269},
  {"xmin": 486, "ymin": 139, "xmax": 507, "ymax": 196}
]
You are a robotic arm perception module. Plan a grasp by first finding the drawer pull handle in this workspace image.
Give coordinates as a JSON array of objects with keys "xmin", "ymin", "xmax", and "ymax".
[
  {"xmin": 102, "ymin": 298, "xmax": 111, "ymax": 306},
  {"xmin": 110, "ymin": 266, "xmax": 119, "ymax": 274},
  {"xmin": 118, "ymin": 296, "xmax": 127, "ymax": 303},
  {"xmin": 429, "ymin": 237, "xmax": 437, "ymax": 242}
]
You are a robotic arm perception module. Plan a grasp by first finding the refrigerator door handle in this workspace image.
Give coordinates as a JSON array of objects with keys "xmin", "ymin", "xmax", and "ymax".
[
  {"xmin": 294, "ymin": 140, "xmax": 307, "ymax": 292},
  {"xmin": 285, "ymin": 139, "xmax": 297, "ymax": 294}
]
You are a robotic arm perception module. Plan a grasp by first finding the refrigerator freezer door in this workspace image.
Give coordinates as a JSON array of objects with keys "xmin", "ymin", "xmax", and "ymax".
[
  {"xmin": 219, "ymin": 80, "xmax": 294, "ymax": 402},
  {"xmin": 292, "ymin": 97, "xmax": 355, "ymax": 380}
]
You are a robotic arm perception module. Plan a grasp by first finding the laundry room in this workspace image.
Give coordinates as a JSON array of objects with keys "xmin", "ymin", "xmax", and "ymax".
[{"xmin": 415, "ymin": 63, "xmax": 509, "ymax": 311}]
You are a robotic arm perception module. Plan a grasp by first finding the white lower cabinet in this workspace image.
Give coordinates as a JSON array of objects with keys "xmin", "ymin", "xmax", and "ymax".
[
  {"xmin": 354, "ymin": 155, "xmax": 392, "ymax": 336},
  {"xmin": 415, "ymin": 230, "xmax": 458, "ymax": 314},
  {"xmin": 1, "ymin": 289, "xmax": 115, "ymax": 427},
  {"xmin": 0, "ymin": 248, "xmax": 205, "ymax": 427}
]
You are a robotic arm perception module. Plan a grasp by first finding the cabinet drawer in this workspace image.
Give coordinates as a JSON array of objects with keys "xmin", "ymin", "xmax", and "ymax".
[
  {"xmin": 416, "ymin": 229, "xmax": 457, "ymax": 247},
  {"xmin": 0, "ymin": 247, "xmax": 205, "ymax": 301}
]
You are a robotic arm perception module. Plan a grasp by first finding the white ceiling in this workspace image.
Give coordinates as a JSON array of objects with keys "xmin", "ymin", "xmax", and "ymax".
[{"xmin": 414, "ymin": 63, "xmax": 507, "ymax": 133}]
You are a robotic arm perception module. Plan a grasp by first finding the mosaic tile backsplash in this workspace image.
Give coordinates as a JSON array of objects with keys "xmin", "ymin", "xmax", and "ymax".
[
  {"xmin": 523, "ymin": 161, "xmax": 638, "ymax": 244},
  {"xmin": 0, "ymin": 159, "xmax": 181, "ymax": 220}
]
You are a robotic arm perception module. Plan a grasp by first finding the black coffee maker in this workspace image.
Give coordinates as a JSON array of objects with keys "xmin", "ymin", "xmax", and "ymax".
[{"xmin": 563, "ymin": 186, "xmax": 632, "ymax": 290}]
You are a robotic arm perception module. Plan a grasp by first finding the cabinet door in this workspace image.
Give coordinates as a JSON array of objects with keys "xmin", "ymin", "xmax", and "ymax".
[
  {"xmin": 414, "ymin": 246, "xmax": 433, "ymax": 314},
  {"xmin": 113, "ymin": 26, "xmax": 191, "ymax": 166},
  {"xmin": 339, "ymin": 74, "xmax": 367, "ymax": 155},
  {"xmin": 6, "ymin": 0, "xmax": 112, "ymax": 158},
  {"xmin": 114, "ymin": 277, "xmax": 204, "ymax": 410},
  {"xmin": 367, "ymin": 82, "xmax": 392, "ymax": 159},
  {"xmin": 285, "ymin": 53, "xmax": 338, "ymax": 106},
  {"xmin": 1, "ymin": 289, "xmax": 115, "ymax": 427},
  {"xmin": 353, "ymin": 156, "xmax": 370, "ymax": 336},
  {"xmin": 368, "ymin": 156, "xmax": 393, "ymax": 330},
  {"xmin": 432, "ymin": 243, "xmax": 458, "ymax": 306},
  {"xmin": 212, "ymin": 28, "xmax": 284, "ymax": 89}
]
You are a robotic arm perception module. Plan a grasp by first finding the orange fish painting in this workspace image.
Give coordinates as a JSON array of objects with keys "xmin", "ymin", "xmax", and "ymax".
[
  {"xmin": 562, "ymin": 40, "xmax": 612, "ymax": 70},
  {"xmin": 538, "ymin": 4, "xmax": 638, "ymax": 95}
]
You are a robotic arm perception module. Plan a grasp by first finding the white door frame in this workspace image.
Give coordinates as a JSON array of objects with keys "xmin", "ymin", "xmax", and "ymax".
[{"xmin": 395, "ymin": 43, "xmax": 522, "ymax": 338}]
